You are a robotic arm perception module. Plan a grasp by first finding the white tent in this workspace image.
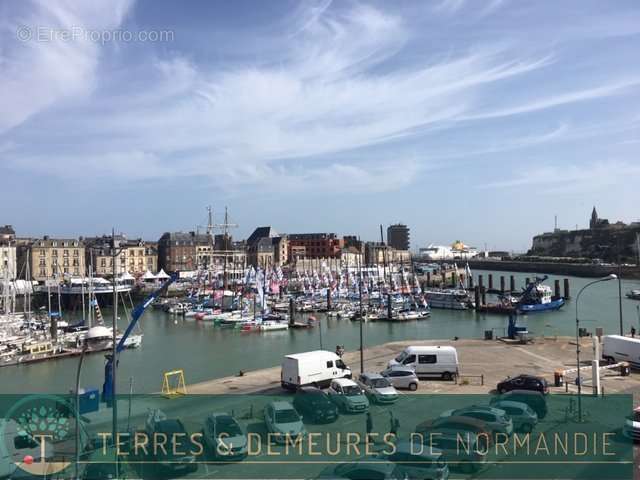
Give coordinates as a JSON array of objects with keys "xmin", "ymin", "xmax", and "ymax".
[
  {"xmin": 119, "ymin": 272, "xmax": 135, "ymax": 281},
  {"xmin": 142, "ymin": 270, "xmax": 157, "ymax": 280},
  {"xmin": 155, "ymin": 269, "xmax": 170, "ymax": 280}
]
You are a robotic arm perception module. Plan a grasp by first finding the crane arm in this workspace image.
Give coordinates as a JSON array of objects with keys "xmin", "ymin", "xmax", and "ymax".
[
  {"xmin": 102, "ymin": 272, "xmax": 178, "ymax": 404},
  {"xmin": 116, "ymin": 273, "xmax": 178, "ymax": 353}
]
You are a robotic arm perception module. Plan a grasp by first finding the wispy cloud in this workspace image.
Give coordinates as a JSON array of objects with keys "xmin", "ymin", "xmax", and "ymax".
[
  {"xmin": 0, "ymin": 0, "xmax": 133, "ymax": 132},
  {"xmin": 1, "ymin": 0, "xmax": 639, "ymax": 199},
  {"xmin": 480, "ymin": 160, "xmax": 640, "ymax": 195}
]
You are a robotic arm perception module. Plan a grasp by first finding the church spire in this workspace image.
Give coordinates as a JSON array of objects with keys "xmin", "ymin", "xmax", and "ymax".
[{"xmin": 590, "ymin": 206, "xmax": 598, "ymax": 229}]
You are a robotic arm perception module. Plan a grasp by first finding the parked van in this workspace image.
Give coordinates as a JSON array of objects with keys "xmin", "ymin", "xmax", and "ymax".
[
  {"xmin": 387, "ymin": 346, "xmax": 459, "ymax": 380},
  {"xmin": 281, "ymin": 350, "xmax": 352, "ymax": 390},
  {"xmin": 602, "ymin": 335, "xmax": 640, "ymax": 367}
]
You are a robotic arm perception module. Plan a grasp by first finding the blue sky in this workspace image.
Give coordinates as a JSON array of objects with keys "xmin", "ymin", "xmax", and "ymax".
[{"xmin": 1, "ymin": 0, "xmax": 639, "ymax": 251}]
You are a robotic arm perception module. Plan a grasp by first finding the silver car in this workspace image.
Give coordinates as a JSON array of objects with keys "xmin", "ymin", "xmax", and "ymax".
[
  {"xmin": 358, "ymin": 373, "xmax": 399, "ymax": 403},
  {"xmin": 381, "ymin": 366, "xmax": 420, "ymax": 391},
  {"xmin": 439, "ymin": 405, "xmax": 513, "ymax": 436},
  {"xmin": 491, "ymin": 400, "xmax": 538, "ymax": 433}
]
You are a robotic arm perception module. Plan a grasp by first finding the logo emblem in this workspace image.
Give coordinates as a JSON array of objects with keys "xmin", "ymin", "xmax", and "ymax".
[{"xmin": 1, "ymin": 394, "xmax": 73, "ymax": 476}]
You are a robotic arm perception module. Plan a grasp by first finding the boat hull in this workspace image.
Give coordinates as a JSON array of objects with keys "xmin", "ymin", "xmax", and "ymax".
[{"xmin": 517, "ymin": 298, "xmax": 565, "ymax": 313}]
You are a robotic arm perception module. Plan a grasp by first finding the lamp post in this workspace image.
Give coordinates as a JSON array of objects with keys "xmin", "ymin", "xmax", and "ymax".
[
  {"xmin": 575, "ymin": 273, "xmax": 616, "ymax": 422},
  {"xmin": 74, "ymin": 343, "xmax": 88, "ymax": 480}
]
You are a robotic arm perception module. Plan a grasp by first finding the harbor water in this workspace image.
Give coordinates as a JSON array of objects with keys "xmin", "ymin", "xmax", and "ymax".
[{"xmin": 3, "ymin": 270, "xmax": 640, "ymax": 395}]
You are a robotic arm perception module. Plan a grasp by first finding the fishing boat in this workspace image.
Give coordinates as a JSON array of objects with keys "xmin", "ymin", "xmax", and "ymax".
[
  {"xmin": 423, "ymin": 288, "xmax": 474, "ymax": 310},
  {"xmin": 516, "ymin": 276, "xmax": 564, "ymax": 313}
]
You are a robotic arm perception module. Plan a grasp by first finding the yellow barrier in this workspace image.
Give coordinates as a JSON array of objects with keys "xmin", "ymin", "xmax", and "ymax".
[{"xmin": 161, "ymin": 369, "xmax": 187, "ymax": 398}]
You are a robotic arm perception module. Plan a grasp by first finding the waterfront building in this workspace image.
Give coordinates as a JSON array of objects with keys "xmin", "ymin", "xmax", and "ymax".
[
  {"xmin": 157, "ymin": 231, "xmax": 212, "ymax": 272},
  {"xmin": 387, "ymin": 223, "xmax": 410, "ymax": 250},
  {"xmin": 85, "ymin": 235, "xmax": 157, "ymax": 276},
  {"xmin": 287, "ymin": 233, "xmax": 343, "ymax": 259},
  {"xmin": 0, "ymin": 226, "xmax": 16, "ymax": 280},
  {"xmin": 245, "ymin": 226, "xmax": 288, "ymax": 267},
  {"xmin": 19, "ymin": 237, "xmax": 85, "ymax": 281},
  {"xmin": 530, "ymin": 207, "xmax": 640, "ymax": 261},
  {"xmin": 0, "ymin": 225, "xmax": 16, "ymax": 244},
  {"xmin": 339, "ymin": 247, "xmax": 364, "ymax": 268},
  {"xmin": 364, "ymin": 242, "xmax": 411, "ymax": 265}
]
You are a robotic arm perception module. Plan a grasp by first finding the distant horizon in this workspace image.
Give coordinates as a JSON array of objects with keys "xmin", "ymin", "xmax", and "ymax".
[
  {"xmin": 2, "ymin": 1, "xmax": 638, "ymax": 252},
  {"xmin": 5, "ymin": 203, "xmax": 637, "ymax": 254}
]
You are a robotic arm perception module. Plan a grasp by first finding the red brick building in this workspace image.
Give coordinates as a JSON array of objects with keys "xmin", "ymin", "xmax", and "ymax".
[{"xmin": 287, "ymin": 233, "xmax": 343, "ymax": 259}]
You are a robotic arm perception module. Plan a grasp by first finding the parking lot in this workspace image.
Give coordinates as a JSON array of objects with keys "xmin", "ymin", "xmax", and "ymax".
[
  {"xmin": 188, "ymin": 336, "xmax": 640, "ymax": 399},
  {"xmin": 74, "ymin": 335, "xmax": 639, "ymax": 479}
]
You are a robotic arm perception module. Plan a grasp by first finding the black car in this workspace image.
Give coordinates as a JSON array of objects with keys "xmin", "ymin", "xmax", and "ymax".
[
  {"xmin": 491, "ymin": 389, "xmax": 548, "ymax": 419},
  {"xmin": 497, "ymin": 374, "xmax": 548, "ymax": 395},
  {"xmin": 293, "ymin": 386, "xmax": 339, "ymax": 423},
  {"xmin": 147, "ymin": 419, "xmax": 198, "ymax": 475}
]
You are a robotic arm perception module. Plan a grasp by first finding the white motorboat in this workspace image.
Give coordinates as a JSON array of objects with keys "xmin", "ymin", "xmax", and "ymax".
[{"xmin": 259, "ymin": 321, "xmax": 289, "ymax": 331}]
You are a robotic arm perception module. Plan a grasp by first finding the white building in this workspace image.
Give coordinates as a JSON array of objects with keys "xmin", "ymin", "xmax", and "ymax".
[{"xmin": 0, "ymin": 245, "xmax": 17, "ymax": 280}]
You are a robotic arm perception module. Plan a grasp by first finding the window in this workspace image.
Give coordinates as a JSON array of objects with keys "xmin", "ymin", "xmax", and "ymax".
[
  {"xmin": 74, "ymin": 250, "xmax": 79, "ymax": 256},
  {"xmin": 419, "ymin": 354, "xmax": 437, "ymax": 364},
  {"xmin": 40, "ymin": 268, "xmax": 46, "ymax": 276},
  {"xmin": 402, "ymin": 355, "xmax": 416, "ymax": 365},
  {"xmin": 52, "ymin": 250, "xmax": 58, "ymax": 256},
  {"xmin": 326, "ymin": 361, "xmax": 334, "ymax": 368},
  {"xmin": 63, "ymin": 249, "xmax": 69, "ymax": 256}
]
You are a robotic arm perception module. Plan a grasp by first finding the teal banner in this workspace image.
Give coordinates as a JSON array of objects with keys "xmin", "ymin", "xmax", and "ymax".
[{"xmin": 0, "ymin": 393, "xmax": 633, "ymax": 479}]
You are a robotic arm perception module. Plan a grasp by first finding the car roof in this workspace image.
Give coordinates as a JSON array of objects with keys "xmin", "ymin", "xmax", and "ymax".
[
  {"xmin": 270, "ymin": 400, "xmax": 295, "ymax": 410},
  {"xmin": 502, "ymin": 389, "xmax": 544, "ymax": 397},
  {"xmin": 433, "ymin": 432, "xmax": 484, "ymax": 446},
  {"xmin": 361, "ymin": 372, "xmax": 383, "ymax": 380},
  {"xmin": 493, "ymin": 400, "xmax": 529, "ymax": 410},
  {"xmin": 512, "ymin": 374, "xmax": 544, "ymax": 380},
  {"xmin": 383, "ymin": 366, "xmax": 416, "ymax": 373},
  {"xmin": 454, "ymin": 406, "xmax": 504, "ymax": 415},
  {"xmin": 333, "ymin": 378, "xmax": 358, "ymax": 386},
  {"xmin": 437, "ymin": 415, "xmax": 487, "ymax": 427},
  {"xmin": 298, "ymin": 386, "xmax": 323, "ymax": 393}
]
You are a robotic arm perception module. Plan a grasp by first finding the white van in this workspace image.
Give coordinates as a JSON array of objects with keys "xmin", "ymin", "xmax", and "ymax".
[
  {"xmin": 602, "ymin": 335, "xmax": 640, "ymax": 367},
  {"xmin": 387, "ymin": 345, "xmax": 459, "ymax": 380},
  {"xmin": 281, "ymin": 350, "xmax": 352, "ymax": 390}
]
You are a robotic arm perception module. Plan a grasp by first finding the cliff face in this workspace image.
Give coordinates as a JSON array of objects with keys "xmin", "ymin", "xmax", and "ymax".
[{"xmin": 531, "ymin": 225, "xmax": 640, "ymax": 261}]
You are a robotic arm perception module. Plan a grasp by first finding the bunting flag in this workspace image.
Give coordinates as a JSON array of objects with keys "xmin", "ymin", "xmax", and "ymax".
[{"xmin": 92, "ymin": 297, "xmax": 103, "ymax": 325}]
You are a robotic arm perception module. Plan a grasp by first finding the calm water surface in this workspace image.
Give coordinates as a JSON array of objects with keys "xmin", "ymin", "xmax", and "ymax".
[{"xmin": 3, "ymin": 270, "xmax": 640, "ymax": 394}]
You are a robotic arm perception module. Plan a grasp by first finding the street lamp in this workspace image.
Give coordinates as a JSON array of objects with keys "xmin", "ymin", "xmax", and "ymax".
[{"xmin": 575, "ymin": 273, "xmax": 617, "ymax": 422}]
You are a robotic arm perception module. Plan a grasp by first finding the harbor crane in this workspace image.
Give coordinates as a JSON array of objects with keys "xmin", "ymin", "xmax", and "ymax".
[{"xmin": 102, "ymin": 273, "xmax": 178, "ymax": 404}]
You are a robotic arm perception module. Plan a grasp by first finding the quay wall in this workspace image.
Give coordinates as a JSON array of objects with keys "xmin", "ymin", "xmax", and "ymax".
[{"xmin": 441, "ymin": 259, "xmax": 640, "ymax": 279}]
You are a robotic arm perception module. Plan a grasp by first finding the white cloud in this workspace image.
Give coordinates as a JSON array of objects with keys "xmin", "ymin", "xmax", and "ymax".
[{"xmin": 0, "ymin": 0, "xmax": 133, "ymax": 132}]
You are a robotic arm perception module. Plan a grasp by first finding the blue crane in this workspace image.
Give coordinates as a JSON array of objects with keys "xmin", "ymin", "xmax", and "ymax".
[{"xmin": 102, "ymin": 273, "xmax": 178, "ymax": 404}]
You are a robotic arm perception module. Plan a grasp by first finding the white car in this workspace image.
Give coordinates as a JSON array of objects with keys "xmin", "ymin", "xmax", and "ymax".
[
  {"xmin": 491, "ymin": 400, "xmax": 538, "ymax": 433},
  {"xmin": 328, "ymin": 378, "xmax": 370, "ymax": 413},
  {"xmin": 623, "ymin": 407, "xmax": 640, "ymax": 441},
  {"xmin": 439, "ymin": 406, "xmax": 513, "ymax": 436},
  {"xmin": 379, "ymin": 441, "xmax": 449, "ymax": 480},
  {"xmin": 264, "ymin": 401, "xmax": 306, "ymax": 444},
  {"xmin": 202, "ymin": 412, "xmax": 248, "ymax": 459},
  {"xmin": 358, "ymin": 373, "xmax": 399, "ymax": 404}
]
